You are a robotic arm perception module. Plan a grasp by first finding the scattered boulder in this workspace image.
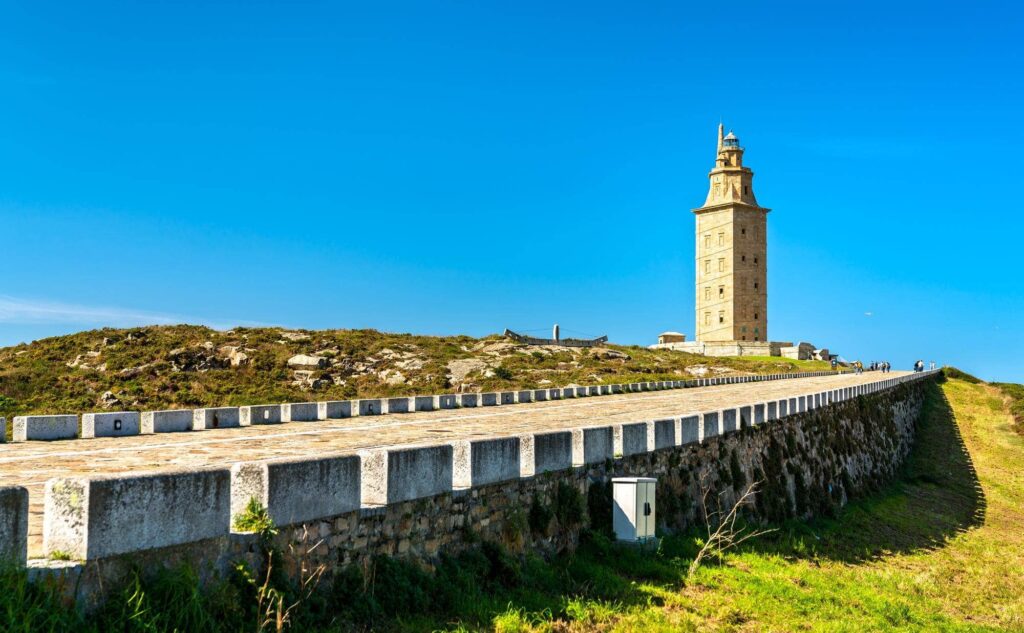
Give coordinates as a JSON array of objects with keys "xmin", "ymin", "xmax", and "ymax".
[
  {"xmin": 100, "ymin": 390, "xmax": 121, "ymax": 408},
  {"xmin": 288, "ymin": 354, "xmax": 328, "ymax": 370},
  {"xmin": 219, "ymin": 346, "xmax": 250, "ymax": 367},
  {"xmin": 280, "ymin": 331, "xmax": 311, "ymax": 342},
  {"xmin": 167, "ymin": 347, "xmax": 229, "ymax": 372},
  {"xmin": 591, "ymin": 348, "xmax": 630, "ymax": 361},
  {"xmin": 447, "ymin": 358, "xmax": 488, "ymax": 384}
]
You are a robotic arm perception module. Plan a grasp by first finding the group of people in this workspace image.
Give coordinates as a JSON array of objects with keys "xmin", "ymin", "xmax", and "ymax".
[
  {"xmin": 914, "ymin": 360, "xmax": 928, "ymax": 372},
  {"xmin": 869, "ymin": 361, "xmax": 892, "ymax": 373}
]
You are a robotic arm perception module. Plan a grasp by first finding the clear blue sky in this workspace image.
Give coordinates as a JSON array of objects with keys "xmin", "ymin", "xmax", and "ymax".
[{"xmin": 1, "ymin": 2, "xmax": 1022, "ymax": 382}]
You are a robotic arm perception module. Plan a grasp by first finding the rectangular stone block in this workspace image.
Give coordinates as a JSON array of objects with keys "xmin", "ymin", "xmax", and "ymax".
[
  {"xmin": 576, "ymin": 386, "xmax": 589, "ymax": 397},
  {"xmin": 44, "ymin": 469, "xmax": 230, "ymax": 560},
  {"xmin": 798, "ymin": 396, "xmax": 807, "ymax": 413},
  {"xmin": 680, "ymin": 415, "xmax": 700, "ymax": 445},
  {"xmin": 355, "ymin": 399, "xmax": 382, "ymax": 416},
  {"xmin": 547, "ymin": 388, "xmax": 561, "ymax": 400},
  {"xmin": 435, "ymin": 394, "xmax": 458, "ymax": 409},
  {"xmin": 384, "ymin": 397, "xmax": 410, "ymax": 414},
  {"xmin": 231, "ymin": 455, "xmax": 361, "ymax": 527},
  {"xmin": 193, "ymin": 407, "xmax": 240, "ymax": 430},
  {"xmin": 12, "ymin": 415, "xmax": 77, "ymax": 442},
  {"xmin": 588, "ymin": 386, "xmax": 601, "ymax": 396},
  {"xmin": 452, "ymin": 437, "xmax": 520, "ymax": 488},
  {"xmin": 240, "ymin": 404, "xmax": 282, "ymax": 426},
  {"xmin": 611, "ymin": 384, "xmax": 624, "ymax": 394},
  {"xmin": 615, "ymin": 422, "xmax": 650, "ymax": 457},
  {"xmin": 141, "ymin": 409, "xmax": 194, "ymax": 434},
  {"xmin": 0, "ymin": 486, "xmax": 28, "ymax": 565},
  {"xmin": 778, "ymin": 399, "xmax": 789, "ymax": 417},
  {"xmin": 721, "ymin": 408, "xmax": 738, "ymax": 433},
  {"xmin": 754, "ymin": 403, "xmax": 765, "ymax": 425},
  {"xmin": 788, "ymin": 397, "xmax": 798, "ymax": 415},
  {"xmin": 738, "ymin": 406, "xmax": 752, "ymax": 429},
  {"xmin": 599, "ymin": 385, "xmax": 611, "ymax": 395},
  {"xmin": 81, "ymin": 411, "xmax": 141, "ymax": 438},
  {"xmin": 0, "ymin": 417, "xmax": 4, "ymax": 443},
  {"xmin": 515, "ymin": 390, "xmax": 533, "ymax": 404},
  {"xmin": 653, "ymin": 418, "xmax": 675, "ymax": 449},
  {"xmin": 571, "ymin": 426, "xmax": 613, "ymax": 466},
  {"xmin": 413, "ymin": 396, "xmax": 435, "ymax": 412},
  {"xmin": 360, "ymin": 444, "xmax": 454, "ymax": 505},
  {"xmin": 480, "ymin": 393, "xmax": 499, "ymax": 406},
  {"xmin": 459, "ymin": 393, "xmax": 479, "ymax": 408},
  {"xmin": 283, "ymin": 402, "xmax": 319, "ymax": 422},
  {"xmin": 318, "ymin": 400, "xmax": 352, "ymax": 420},
  {"xmin": 561, "ymin": 387, "xmax": 576, "ymax": 399},
  {"xmin": 500, "ymin": 391, "xmax": 515, "ymax": 405},
  {"xmin": 702, "ymin": 411, "xmax": 720, "ymax": 438},
  {"xmin": 533, "ymin": 389, "xmax": 548, "ymax": 402},
  {"xmin": 520, "ymin": 431, "xmax": 572, "ymax": 477}
]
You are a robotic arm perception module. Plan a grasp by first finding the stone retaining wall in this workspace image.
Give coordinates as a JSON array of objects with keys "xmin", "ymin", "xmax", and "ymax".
[{"xmin": 24, "ymin": 372, "xmax": 937, "ymax": 607}]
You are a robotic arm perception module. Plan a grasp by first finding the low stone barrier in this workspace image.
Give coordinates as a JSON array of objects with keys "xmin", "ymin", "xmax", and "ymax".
[
  {"xmin": 521, "ymin": 431, "xmax": 572, "ymax": 477},
  {"xmin": 318, "ymin": 401, "xmax": 351, "ymax": 420},
  {"xmin": 616, "ymin": 422, "xmax": 651, "ymax": 457},
  {"xmin": 81, "ymin": 411, "xmax": 141, "ymax": 438},
  {"xmin": 451, "ymin": 437, "xmax": 520, "ymax": 488},
  {"xmin": 515, "ymin": 390, "xmax": 532, "ymax": 404},
  {"xmin": 240, "ymin": 405, "xmax": 282, "ymax": 426},
  {"xmin": 571, "ymin": 426, "xmax": 613, "ymax": 466},
  {"xmin": 0, "ymin": 486, "xmax": 27, "ymax": 565},
  {"xmin": 355, "ymin": 399, "xmax": 381, "ymax": 416},
  {"xmin": 193, "ymin": 407, "xmax": 240, "ymax": 430},
  {"xmin": 680, "ymin": 415, "xmax": 700, "ymax": 444},
  {"xmin": 722, "ymin": 408, "xmax": 738, "ymax": 433},
  {"xmin": 44, "ymin": 468, "xmax": 231, "ymax": 560},
  {"xmin": 480, "ymin": 393, "xmax": 498, "ymax": 406},
  {"xmin": 653, "ymin": 418, "xmax": 675, "ymax": 449},
  {"xmin": 500, "ymin": 392, "xmax": 515, "ymax": 405},
  {"xmin": 282, "ymin": 402, "xmax": 318, "ymax": 422},
  {"xmin": 360, "ymin": 445, "xmax": 454, "ymax": 505},
  {"xmin": 459, "ymin": 394, "xmax": 479, "ymax": 408},
  {"xmin": 435, "ymin": 395, "xmax": 457, "ymax": 410},
  {"xmin": 13, "ymin": 415, "xmax": 77, "ymax": 442},
  {"xmin": 141, "ymin": 409, "xmax": 194, "ymax": 434},
  {"xmin": 230, "ymin": 455, "xmax": 361, "ymax": 527},
  {"xmin": 384, "ymin": 397, "xmax": 410, "ymax": 414},
  {"xmin": 702, "ymin": 411, "xmax": 720, "ymax": 438},
  {"xmin": 414, "ymin": 396, "xmax": 435, "ymax": 412},
  {"xmin": 533, "ymin": 389, "xmax": 548, "ymax": 402}
]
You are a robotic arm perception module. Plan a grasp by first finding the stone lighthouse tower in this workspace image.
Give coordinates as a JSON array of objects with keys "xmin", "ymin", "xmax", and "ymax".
[{"xmin": 693, "ymin": 124, "xmax": 770, "ymax": 343}]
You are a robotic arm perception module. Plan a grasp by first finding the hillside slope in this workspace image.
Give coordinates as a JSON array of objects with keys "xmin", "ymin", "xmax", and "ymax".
[{"xmin": 0, "ymin": 325, "xmax": 828, "ymax": 418}]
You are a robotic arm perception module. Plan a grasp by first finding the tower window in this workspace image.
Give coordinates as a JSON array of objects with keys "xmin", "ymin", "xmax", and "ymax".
[
  {"xmin": 744, "ymin": 186, "xmax": 749, "ymax": 195},
  {"xmin": 704, "ymin": 312, "xmax": 711, "ymax": 326},
  {"xmin": 704, "ymin": 260, "xmax": 710, "ymax": 274},
  {"xmin": 718, "ymin": 286, "xmax": 724, "ymax": 298},
  {"xmin": 742, "ymin": 228, "xmax": 746, "ymax": 235},
  {"xmin": 718, "ymin": 232, "xmax": 724, "ymax": 246},
  {"xmin": 754, "ymin": 257, "xmax": 758, "ymax": 264},
  {"xmin": 704, "ymin": 287, "xmax": 711, "ymax": 301},
  {"xmin": 718, "ymin": 311, "xmax": 725, "ymax": 324},
  {"xmin": 718, "ymin": 258, "xmax": 725, "ymax": 272},
  {"xmin": 754, "ymin": 312, "xmax": 759, "ymax": 320},
  {"xmin": 741, "ymin": 255, "xmax": 746, "ymax": 262},
  {"xmin": 754, "ymin": 282, "xmax": 759, "ymax": 289},
  {"xmin": 704, "ymin": 234, "xmax": 710, "ymax": 248}
]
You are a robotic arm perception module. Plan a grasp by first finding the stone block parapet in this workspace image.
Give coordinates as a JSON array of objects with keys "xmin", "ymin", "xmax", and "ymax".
[
  {"xmin": 360, "ymin": 445, "xmax": 454, "ymax": 506},
  {"xmin": 44, "ymin": 468, "xmax": 231, "ymax": 560},
  {"xmin": 452, "ymin": 437, "xmax": 520, "ymax": 488},
  {"xmin": 193, "ymin": 407, "xmax": 240, "ymax": 430},
  {"xmin": 230, "ymin": 455, "xmax": 361, "ymax": 528},
  {"xmin": 81, "ymin": 411, "xmax": 141, "ymax": 438},
  {"xmin": 0, "ymin": 486, "xmax": 28, "ymax": 565},
  {"xmin": 13, "ymin": 415, "xmax": 77, "ymax": 442},
  {"xmin": 141, "ymin": 409, "xmax": 194, "ymax": 434}
]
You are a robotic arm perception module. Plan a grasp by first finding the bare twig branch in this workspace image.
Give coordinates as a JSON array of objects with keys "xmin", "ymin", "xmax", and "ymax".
[{"xmin": 687, "ymin": 476, "xmax": 776, "ymax": 581}]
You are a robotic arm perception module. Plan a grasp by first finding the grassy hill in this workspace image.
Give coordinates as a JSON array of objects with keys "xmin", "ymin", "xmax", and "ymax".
[{"xmin": 0, "ymin": 324, "xmax": 829, "ymax": 419}]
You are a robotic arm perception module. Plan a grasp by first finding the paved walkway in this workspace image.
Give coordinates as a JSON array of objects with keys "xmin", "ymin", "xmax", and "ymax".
[{"xmin": 2, "ymin": 371, "xmax": 906, "ymax": 557}]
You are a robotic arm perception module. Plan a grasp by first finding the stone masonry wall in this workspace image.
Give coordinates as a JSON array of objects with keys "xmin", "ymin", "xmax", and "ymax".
[
  {"xmin": 35, "ymin": 378, "xmax": 929, "ymax": 608},
  {"xmin": 273, "ymin": 381, "xmax": 925, "ymax": 579}
]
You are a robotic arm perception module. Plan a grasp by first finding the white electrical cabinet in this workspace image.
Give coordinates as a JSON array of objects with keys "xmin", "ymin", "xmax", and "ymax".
[{"xmin": 612, "ymin": 477, "xmax": 657, "ymax": 543}]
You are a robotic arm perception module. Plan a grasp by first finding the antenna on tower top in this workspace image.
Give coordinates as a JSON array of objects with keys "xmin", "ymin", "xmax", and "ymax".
[{"xmin": 717, "ymin": 122, "xmax": 724, "ymax": 153}]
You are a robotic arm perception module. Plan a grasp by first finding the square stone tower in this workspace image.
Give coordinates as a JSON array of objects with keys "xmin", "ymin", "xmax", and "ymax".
[{"xmin": 693, "ymin": 125, "xmax": 769, "ymax": 343}]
